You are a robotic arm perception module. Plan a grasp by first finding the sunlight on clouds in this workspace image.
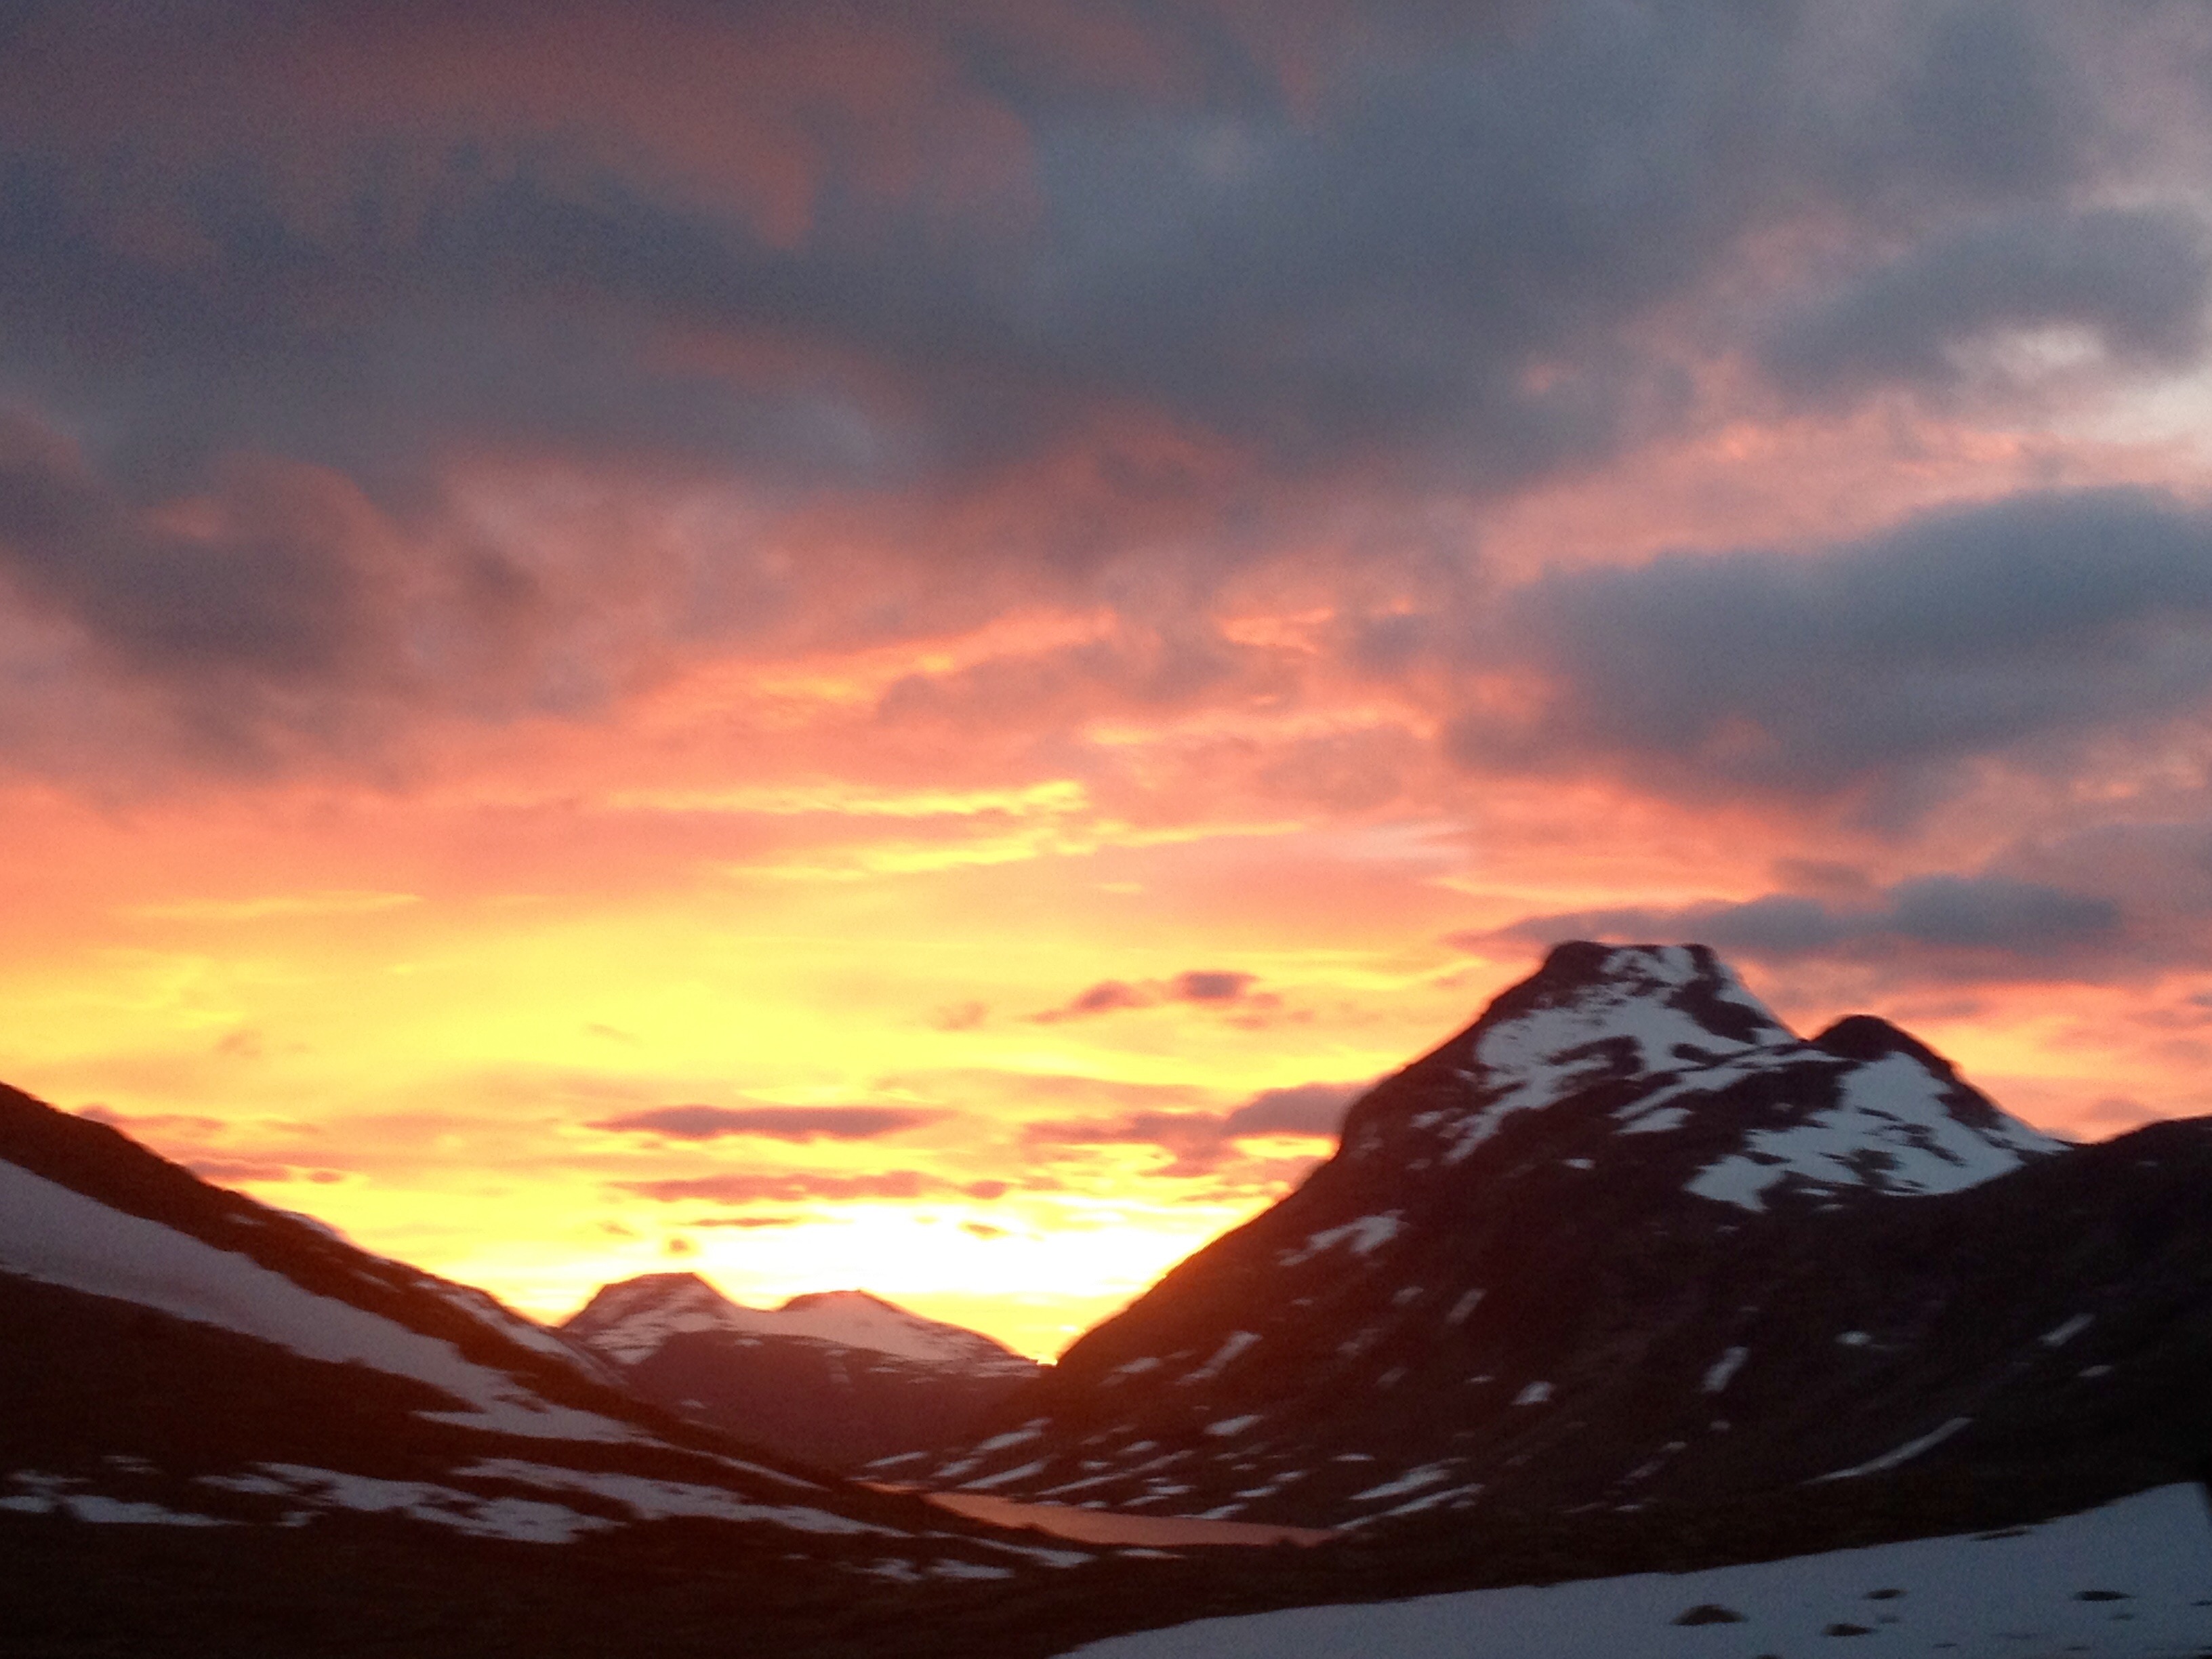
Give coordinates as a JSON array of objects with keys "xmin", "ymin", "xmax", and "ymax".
[
  {"xmin": 3, "ymin": 0, "xmax": 2212, "ymax": 1361},
  {"xmin": 119, "ymin": 890, "xmax": 426, "ymax": 922},
  {"xmin": 605, "ymin": 779, "xmax": 1090, "ymax": 818}
]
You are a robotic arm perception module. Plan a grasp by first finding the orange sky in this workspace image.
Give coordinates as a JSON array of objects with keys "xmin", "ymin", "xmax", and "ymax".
[{"xmin": 5, "ymin": 3, "xmax": 2212, "ymax": 1359}]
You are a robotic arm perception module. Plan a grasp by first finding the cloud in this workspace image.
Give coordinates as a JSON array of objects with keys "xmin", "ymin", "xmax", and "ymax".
[
  {"xmin": 586, "ymin": 1104, "xmax": 937, "ymax": 1141},
  {"xmin": 614, "ymin": 1170, "xmax": 956, "ymax": 1204},
  {"xmin": 0, "ymin": 4, "xmax": 2148, "ymax": 511},
  {"xmin": 1448, "ymin": 488, "xmax": 2212, "ymax": 811},
  {"xmin": 1223, "ymin": 1082, "xmax": 1362, "ymax": 1137},
  {"xmin": 1479, "ymin": 871, "xmax": 2125, "ymax": 979},
  {"xmin": 0, "ymin": 0, "xmax": 2190, "ymax": 792},
  {"xmin": 1170, "ymin": 970, "xmax": 1254, "ymax": 1002},
  {"xmin": 1023, "ymin": 1110, "xmax": 1244, "ymax": 1176},
  {"xmin": 1029, "ymin": 968, "xmax": 1269, "ymax": 1023},
  {"xmin": 1023, "ymin": 1079, "xmax": 1363, "ymax": 1174},
  {"xmin": 1763, "ymin": 205, "xmax": 2211, "ymax": 396},
  {"xmin": 1031, "ymin": 981, "xmax": 1150, "ymax": 1022}
]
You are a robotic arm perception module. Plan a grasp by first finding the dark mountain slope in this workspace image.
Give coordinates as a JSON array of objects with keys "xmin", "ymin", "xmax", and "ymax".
[
  {"xmin": 910, "ymin": 944, "xmax": 2212, "ymax": 1531},
  {"xmin": 0, "ymin": 1080, "xmax": 1087, "ymax": 1584}
]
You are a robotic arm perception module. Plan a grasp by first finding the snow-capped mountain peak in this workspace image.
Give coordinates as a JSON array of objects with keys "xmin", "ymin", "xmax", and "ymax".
[
  {"xmin": 1476, "ymin": 943, "xmax": 1795, "ymax": 1082},
  {"xmin": 565, "ymin": 1274, "xmax": 1035, "ymax": 1376},
  {"xmin": 1339, "ymin": 943, "xmax": 2061, "ymax": 1208},
  {"xmin": 1417, "ymin": 943, "xmax": 1796, "ymax": 1162}
]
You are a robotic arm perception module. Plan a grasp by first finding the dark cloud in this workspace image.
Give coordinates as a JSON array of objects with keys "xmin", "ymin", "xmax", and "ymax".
[
  {"xmin": 1763, "ymin": 205, "xmax": 2210, "ymax": 396},
  {"xmin": 614, "ymin": 1170, "xmax": 954, "ymax": 1204},
  {"xmin": 1024, "ymin": 1079, "xmax": 1361, "ymax": 1174},
  {"xmin": 1170, "ymin": 970, "xmax": 1254, "ymax": 1002},
  {"xmin": 0, "ymin": 3, "xmax": 2147, "ymax": 505},
  {"xmin": 0, "ymin": 417, "xmax": 383, "ymax": 701},
  {"xmin": 1028, "ymin": 968, "xmax": 1270, "ymax": 1022},
  {"xmin": 1223, "ymin": 1082, "xmax": 1361, "ymax": 1137},
  {"xmin": 0, "ymin": 0, "xmax": 2190, "ymax": 783},
  {"xmin": 1023, "ymin": 1109, "xmax": 1244, "ymax": 1176},
  {"xmin": 1479, "ymin": 871, "xmax": 2124, "ymax": 978},
  {"xmin": 1448, "ymin": 488, "xmax": 2212, "ymax": 811},
  {"xmin": 587, "ymin": 1103, "xmax": 937, "ymax": 1141},
  {"xmin": 1031, "ymin": 981, "xmax": 1149, "ymax": 1023}
]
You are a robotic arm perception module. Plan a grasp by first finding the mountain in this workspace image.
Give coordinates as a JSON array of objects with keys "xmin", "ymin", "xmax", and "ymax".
[
  {"xmin": 907, "ymin": 943, "xmax": 2212, "ymax": 1535},
  {"xmin": 562, "ymin": 1273, "xmax": 1040, "ymax": 1469},
  {"xmin": 0, "ymin": 1076, "xmax": 1109, "ymax": 1651}
]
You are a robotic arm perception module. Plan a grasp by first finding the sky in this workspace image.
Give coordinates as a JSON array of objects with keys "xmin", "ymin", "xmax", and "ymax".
[{"xmin": 6, "ymin": 1, "xmax": 2212, "ymax": 1360}]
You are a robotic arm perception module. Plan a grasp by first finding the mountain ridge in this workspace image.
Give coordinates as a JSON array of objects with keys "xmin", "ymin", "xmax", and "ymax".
[
  {"xmin": 904, "ymin": 943, "xmax": 2209, "ymax": 1532},
  {"xmin": 0, "ymin": 1079, "xmax": 1089, "ymax": 1583},
  {"xmin": 562, "ymin": 1270, "xmax": 1041, "ymax": 1469}
]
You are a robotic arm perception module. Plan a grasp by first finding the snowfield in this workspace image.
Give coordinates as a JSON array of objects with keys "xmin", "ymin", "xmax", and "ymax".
[{"xmin": 1060, "ymin": 1484, "xmax": 2212, "ymax": 1658}]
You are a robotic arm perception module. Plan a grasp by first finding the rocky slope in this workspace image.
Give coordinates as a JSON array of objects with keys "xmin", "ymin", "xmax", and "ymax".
[
  {"xmin": 0, "ymin": 1080, "xmax": 1086, "ymax": 1586},
  {"xmin": 907, "ymin": 943, "xmax": 2212, "ymax": 1532}
]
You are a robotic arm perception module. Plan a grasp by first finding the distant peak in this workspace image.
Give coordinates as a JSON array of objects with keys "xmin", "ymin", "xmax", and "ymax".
[
  {"xmin": 779, "ymin": 1289, "xmax": 895, "ymax": 1315},
  {"xmin": 564, "ymin": 1271, "xmax": 735, "ymax": 1334},
  {"xmin": 626, "ymin": 1271, "xmax": 717, "ymax": 1294}
]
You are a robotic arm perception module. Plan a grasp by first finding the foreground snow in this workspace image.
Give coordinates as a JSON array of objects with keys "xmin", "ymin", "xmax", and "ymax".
[{"xmin": 1062, "ymin": 1484, "xmax": 2212, "ymax": 1658}]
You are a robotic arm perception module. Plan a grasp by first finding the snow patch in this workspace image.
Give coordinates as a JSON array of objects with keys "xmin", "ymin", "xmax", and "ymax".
[
  {"xmin": 243, "ymin": 1464, "xmax": 613, "ymax": 1543},
  {"xmin": 461, "ymin": 1458, "xmax": 893, "ymax": 1534},
  {"xmin": 1700, "ymin": 1347, "xmax": 1748, "ymax": 1394},
  {"xmin": 1684, "ymin": 1053, "xmax": 2058, "ymax": 1212},
  {"xmin": 930, "ymin": 1559, "xmax": 1015, "ymax": 1581},
  {"xmin": 2, "ymin": 1474, "xmax": 230, "ymax": 1528},
  {"xmin": 1349, "ymin": 1463, "xmax": 1455, "ymax": 1503},
  {"xmin": 2040, "ymin": 1313, "xmax": 2094, "ymax": 1348},
  {"xmin": 957, "ymin": 1458, "xmax": 1051, "ymax": 1492},
  {"xmin": 1180, "ymin": 1332, "xmax": 1260, "ymax": 1384},
  {"xmin": 1278, "ymin": 1213, "xmax": 1402, "ymax": 1267},
  {"xmin": 1615, "ymin": 1106, "xmax": 1691, "ymax": 1136},
  {"xmin": 1813, "ymin": 1417, "xmax": 1973, "ymax": 1482}
]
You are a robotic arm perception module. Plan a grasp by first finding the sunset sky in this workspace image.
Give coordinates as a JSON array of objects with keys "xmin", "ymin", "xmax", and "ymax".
[{"xmin": 7, "ymin": 2, "xmax": 2212, "ymax": 1359}]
